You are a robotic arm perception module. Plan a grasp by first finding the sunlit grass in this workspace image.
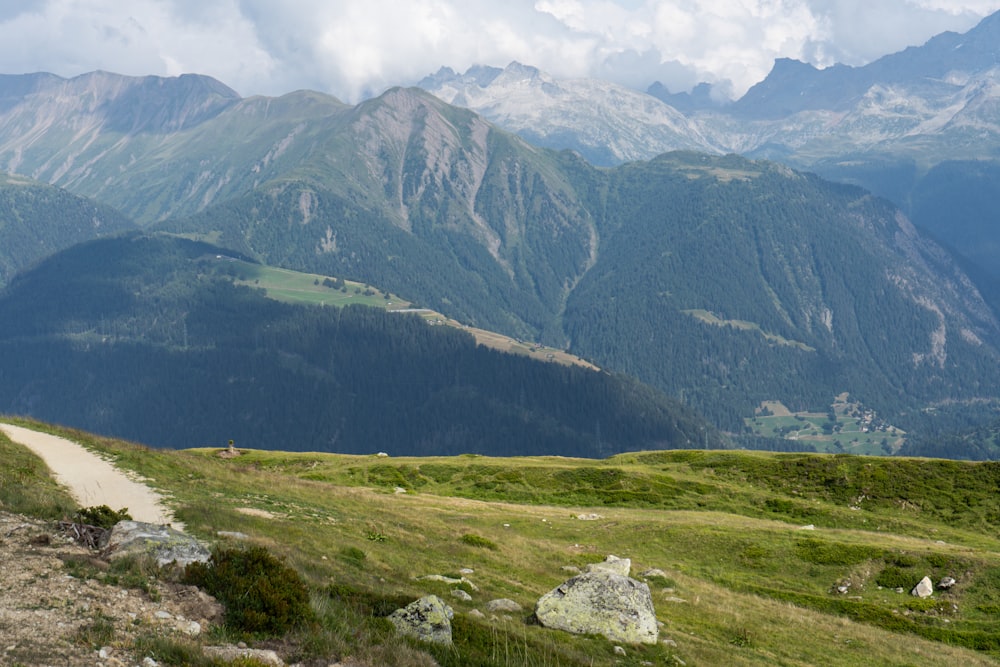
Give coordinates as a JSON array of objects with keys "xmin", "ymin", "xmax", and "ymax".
[{"xmin": 4, "ymin": 417, "xmax": 1000, "ymax": 665}]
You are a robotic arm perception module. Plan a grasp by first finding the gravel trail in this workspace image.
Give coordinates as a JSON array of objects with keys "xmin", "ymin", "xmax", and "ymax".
[{"xmin": 0, "ymin": 423, "xmax": 184, "ymax": 530}]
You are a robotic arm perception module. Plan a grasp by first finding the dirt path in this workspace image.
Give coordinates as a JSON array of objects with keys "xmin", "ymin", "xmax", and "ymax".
[{"xmin": 0, "ymin": 423, "xmax": 184, "ymax": 531}]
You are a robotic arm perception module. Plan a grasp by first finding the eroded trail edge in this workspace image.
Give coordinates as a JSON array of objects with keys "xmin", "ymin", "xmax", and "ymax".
[{"xmin": 0, "ymin": 423, "xmax": 184, "ymax": 531}]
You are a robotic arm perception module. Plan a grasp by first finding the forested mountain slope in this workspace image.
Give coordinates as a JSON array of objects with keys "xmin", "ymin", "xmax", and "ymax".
[
  {"xmin": 0, "ymin": 234, "xmax": 719, "ymax": 455},
  {"xmin": 562, "ymin": 153, "xmax": 1000, "ymax": 429},
  {"xmin": 0, "ymin": 173, "xmax": 135, "ymax": 286}
]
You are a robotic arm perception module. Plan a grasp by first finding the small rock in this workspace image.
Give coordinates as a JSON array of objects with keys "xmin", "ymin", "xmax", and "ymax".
[
  {"xmin": 576, "ymin": 513, "xmax": 603, "ymax": 521},
  {"xmin": 203, "ymin": 646, "xmax": 283, "ymax": 666},
  {"xmin": 485, "ymin": 598, "xmax": 522, "ymax": 613},
  {"xmin": 467, "ymin": 609, "xmax": 486, "ymax": 619},
  {"xmin": 836, "ymin": 585, "xmax": 850, "ymax": 595},
  {"xmin": 216, "ymin": 531, "xmax": 249, "ymax": 540},
  {"xmin": 452, "ymin": 589, "xmax": 472, "ymax": 601},
  {"xmin": 584, "ymin": 555, "xmax": 631, "ymax": 577},
  {"xmin": 614, "ymin": 645, "xmax": 627, "ymax": 656},
  {"xmin": 640, "ymin": 568, "xmax": 667, "ymax": 579},
  {"xmin": 394, "ymin": 487, "xmax": 407, "ymax": 494},
  {"xmin": 459, "ymin": 568, "xmax": 474, "ymax": 574},
  {"xmin": 142, "ymin": 658, "xmax": 159, "ymax": 667},
  {"xmin": 154, "ymin": 610, "xmax": 173, "ymax": 620},
  {"xmin": 798, "ymin": 524, "xmax": 815, "ymax": 530},
  {"xmin": 895, "ymin": 587, "xmax": 905, "ymax": 594},
  {"xmin": 99, "ymin": 646, "xmax": 112, "ymax": 659},
  {"xmin": 912, "ymin": 576, "xmax": 934, "ymax": 598},
  {"xmin": 938, "ymin": 576, "xmax": 956, "ymax": 589},
  {"xmin": 662, "ymin": 638, "xmax": 678, "ymax": 647},
  {"xmin": 375, "ymin": 452, "xmax": 389, "ymax": 457},
  {"xmin": 179, "ymin": 620, "xmax": 202, "ymax": 636}
]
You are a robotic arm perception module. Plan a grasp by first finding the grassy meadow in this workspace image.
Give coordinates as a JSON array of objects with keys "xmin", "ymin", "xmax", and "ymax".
[
  {"xmin": 217, "ymin": 257, "xmax": 595, "ymax": 369},
  {"xmin": 4, "ymin": 417, "xmax": 1000, "ymax": 665}
]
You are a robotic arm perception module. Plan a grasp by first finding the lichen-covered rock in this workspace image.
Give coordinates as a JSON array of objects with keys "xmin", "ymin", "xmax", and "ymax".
[
  {"xmin": 388, "ymin": 595, "xmax": 454, "ymax": 645},
  {"xmin": 101, "ymin": 521, "xmax": 210, "ymax": 567},
  {"xmin": 535, "ymin": 570, "xmax": 658, "ymax": 645}
]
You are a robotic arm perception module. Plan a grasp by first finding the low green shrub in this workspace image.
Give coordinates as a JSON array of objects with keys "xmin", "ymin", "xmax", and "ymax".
[
  {"xmin": 339, "ymin": 546, "xmax": 367, "ymax": 566},
  {"xmin": 183, "ymin": 546, "xmax": 314, "ymax": 637},
  {"xmin": 794, "ymin": 538, "xmax": 882, "ymax": 566},
  {"xmin": 75, "ymin": 505, "xmax": 132, "ymax": 529},
  {"xmin": 876, "ymin": 566, "xmax": 919, "ymax": 590},
  {"xmin": 460, "ymin": 533, "xmax": 498, "ymax": 550}
]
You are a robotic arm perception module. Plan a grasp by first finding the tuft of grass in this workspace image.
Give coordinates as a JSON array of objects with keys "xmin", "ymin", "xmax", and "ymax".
[
  {"xmin": 461, "ymin": 533, "xmax": 498, "ymax": 550},
  {"xmin": 73, "ymin": 609, "xmax": 116, "ymax": 649}
]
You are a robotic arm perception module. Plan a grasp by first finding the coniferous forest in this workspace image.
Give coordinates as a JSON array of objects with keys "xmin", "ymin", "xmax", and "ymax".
[{"xmin": 0, "ymin": 234, "xmax": 719, "ymax": 454}]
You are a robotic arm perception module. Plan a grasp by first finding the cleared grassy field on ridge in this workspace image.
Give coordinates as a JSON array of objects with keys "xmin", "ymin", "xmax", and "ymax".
[
  {"xmin": 4, "ymin": 417, "xmax": 1000, "ymax": 666},
  {"xmin": 217, "ymin": 257, "xmax": 596, "ymax": 369}
]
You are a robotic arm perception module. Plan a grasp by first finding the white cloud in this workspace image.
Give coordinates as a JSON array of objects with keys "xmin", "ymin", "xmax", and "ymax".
[{"xmin": 0, "ymin": 0, "xmax": 997, "ymax": 102}]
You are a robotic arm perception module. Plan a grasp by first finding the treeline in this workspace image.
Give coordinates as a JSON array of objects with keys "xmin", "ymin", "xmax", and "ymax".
[{"xmin": 0, "ymin": 234, "xmax": 721, "ymax": 455}]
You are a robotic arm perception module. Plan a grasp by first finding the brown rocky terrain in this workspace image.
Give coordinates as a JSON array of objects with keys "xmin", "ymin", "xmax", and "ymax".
[{"xmin": 0, "ymin": 511, "xmax": 221, "ymax": 667}]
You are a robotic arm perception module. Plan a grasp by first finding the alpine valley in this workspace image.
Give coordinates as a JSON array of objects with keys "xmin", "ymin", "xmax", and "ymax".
[{"xmin": 1, "ymin": 13, "xmax": 1000, "ymax": 458}]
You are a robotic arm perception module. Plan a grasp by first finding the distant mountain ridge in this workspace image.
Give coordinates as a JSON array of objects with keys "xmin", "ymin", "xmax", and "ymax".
[{"xmin": 0, "ymin": 65, "xmax": 998, "ymax": 452}]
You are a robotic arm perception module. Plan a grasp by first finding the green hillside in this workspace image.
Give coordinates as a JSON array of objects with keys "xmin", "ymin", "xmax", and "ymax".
[
  {"xmin": 5, "ymin": 419, "xmax": 1000, "ymax": 666},
  {"xmin": 0, "ymin": 233, "xmax": 716, "ymax": 456}
]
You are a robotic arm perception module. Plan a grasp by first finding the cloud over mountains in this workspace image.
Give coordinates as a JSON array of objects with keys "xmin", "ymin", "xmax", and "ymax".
[{"xmin": 1, "ymin": 1, "xmax": 998, "ymax": 102}]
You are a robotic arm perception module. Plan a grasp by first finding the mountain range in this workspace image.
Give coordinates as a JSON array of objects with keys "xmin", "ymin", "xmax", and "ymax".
[
  {"xmin": 0, "ymin": 14, "xmax": 998, "ymax": 456},
  {"xmin": 418, "ymin": 10, "xmax": 1000, "ymax": 287}
]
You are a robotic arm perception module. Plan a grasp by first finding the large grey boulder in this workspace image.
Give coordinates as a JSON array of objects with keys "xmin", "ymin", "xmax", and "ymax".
[
  {"xmin": 535, "ymin": 558, "xmax": 658, "ymax": 645},
  {"xmin": 101, "ymin": 521, "xmax": 210, "ymax": 567},
  {"xmin": 388, "ymin": 595, "xmax": 454, "ymax": 645}
]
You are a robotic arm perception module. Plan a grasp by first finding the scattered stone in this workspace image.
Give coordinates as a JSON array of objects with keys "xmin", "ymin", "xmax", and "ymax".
[
  {"xmin": 154, "ymin": 610, "xmax": 173, "ymax": 620},
  {"xmin": 485, "ymin": 598, "xmax": 522, "ymax": 613},
  {"xmin": 640, "ymin": 568, "xmax": 667, "ymax": 579},
  {"xmin": 836, "ymin": 585, "xmax": 850, "ymax": 595},
  {"xmin": 101, "ymin": 521, "xmax": 210, "ymax": 568},
  {"xmin": 799, "ymin": 524, "xmax": 815, "ymax": 530},
  {"xmin": 584, "ymin": 554, "xmax": 631, "ymax": 577},
  {"xmin": 535, "ymin": 557, "xmax": 658, "ymax": 645},
  {"xmin": 178, "ymin": 620, "xmax": 202, "ymax": 636},
  {"xmin": 375, "ymin": 452, "xmax": 389, "ymax": 457},
  {"xmin": 394, "ymin": 487, "xmax": 407, "ymax": 494},
  {"xmin": 388, "ymin": 595, "xmax": 454, "ymax": 645},
  {"xmin": 467, "ymin": 609, "xmax": 486, "ymax": 619},
  {"xmin": 938, "ymin": 576, "xmax": 957, "ymax": 589},
  {"xmin": 203, "ymin": 645, "xmax": 284, "ymax": 666},
  {"xmin": 614, "ymin": 645, "xmax": 627, "ymax": 656},
  {"xmin": 576, "ymin": 513, "xmax": 603, "ymax": 521},
  {"xmin": 459, "ymin": 568, "xmax": 474, "ymax": 574},
  {"xmin": 895, "ymin": 587, "xmax": 905, "ymax": 594},
  {"xmin": 662, "ymin": 638, "xmax": 678, "ymax": 647},
  {"xmin": 912, "ymin": 576, "xmax": 934, "ymax": 598},
  {"xmin": 452, "ymin": 589, "xmax": 472, "ymax": 601},
  {"xmin": 417, "ymin": 574, "xmax": 479, "ymax": 591}
]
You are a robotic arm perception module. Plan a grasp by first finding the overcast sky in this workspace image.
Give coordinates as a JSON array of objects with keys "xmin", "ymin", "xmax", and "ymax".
[{"xmin": 2, "ymin": 1, "xmax": 999, "ymax": 103}]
